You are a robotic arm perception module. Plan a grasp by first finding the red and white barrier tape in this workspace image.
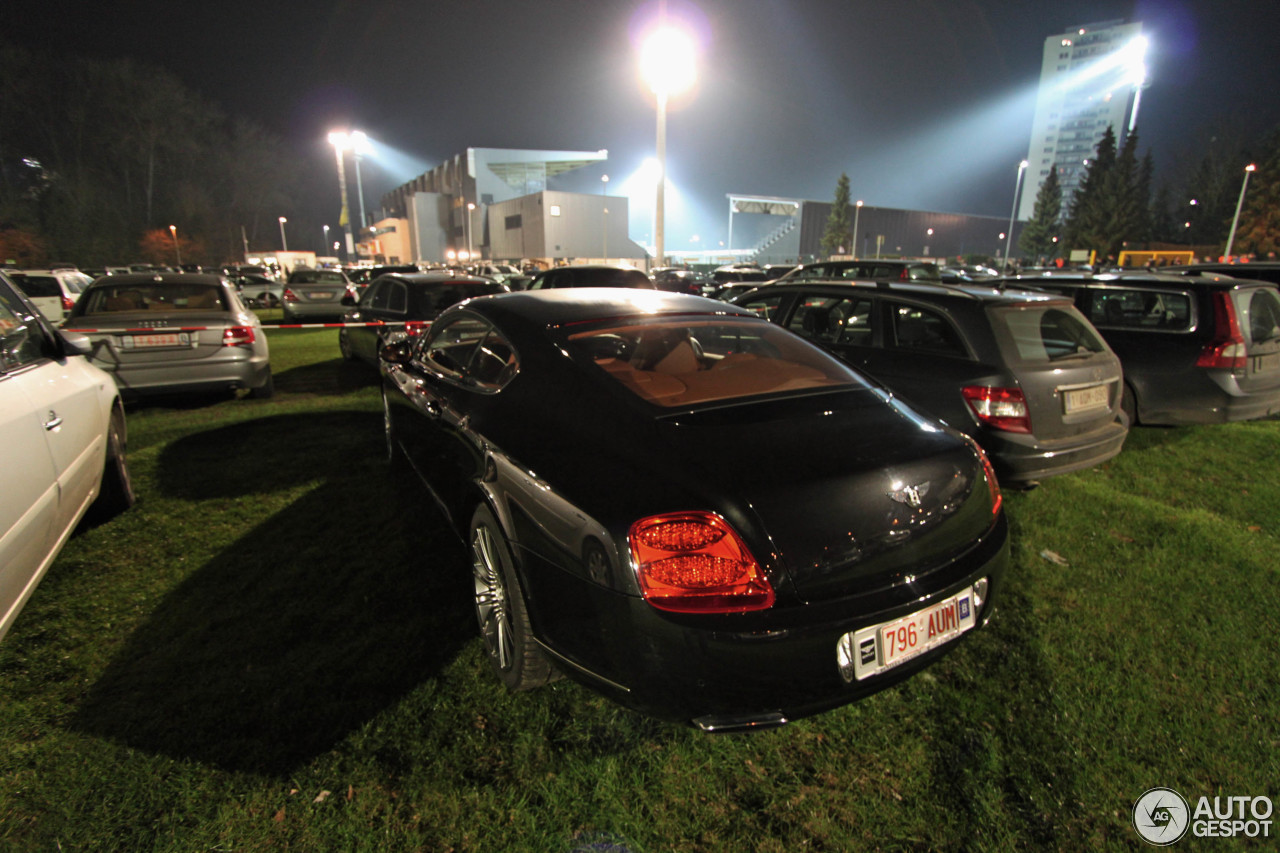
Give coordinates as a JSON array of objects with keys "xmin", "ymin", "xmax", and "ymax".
[{"xmin": 63, "ymin": 321, "xmax": 421, "ymax": 333}]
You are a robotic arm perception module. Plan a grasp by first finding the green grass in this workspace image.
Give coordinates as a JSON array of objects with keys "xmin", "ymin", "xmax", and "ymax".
[{"xmin": 1, "ymin": 328, "xmax": 1277, "ymax": 851}]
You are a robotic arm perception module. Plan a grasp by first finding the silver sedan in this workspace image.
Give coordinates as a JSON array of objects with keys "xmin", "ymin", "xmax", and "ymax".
[{"xmin": 62, "ymin": 273, "xmax": 273, "ymax": 398}]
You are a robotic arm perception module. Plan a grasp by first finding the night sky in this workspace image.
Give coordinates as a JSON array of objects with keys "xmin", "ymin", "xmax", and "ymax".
[{"xmin": 10, "ymin": 0, "xmax": 1280, "ymax": 250}]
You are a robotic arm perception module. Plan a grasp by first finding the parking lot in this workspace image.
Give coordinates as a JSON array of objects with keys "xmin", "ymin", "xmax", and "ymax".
[{"xmin": 1, "ymin": 327, "xmax": 1276, "ymax": 851}]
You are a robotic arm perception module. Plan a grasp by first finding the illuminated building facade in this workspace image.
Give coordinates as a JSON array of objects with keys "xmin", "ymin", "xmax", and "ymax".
[{"xmin": 1020, "ymin": 20, "xmax": 1145, "ymax": 221}]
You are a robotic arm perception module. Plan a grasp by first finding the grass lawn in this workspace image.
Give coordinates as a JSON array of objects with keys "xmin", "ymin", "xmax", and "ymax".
[{"xmin": 1, "ymin": 328, "xmax": 1276, "ymax": 851}]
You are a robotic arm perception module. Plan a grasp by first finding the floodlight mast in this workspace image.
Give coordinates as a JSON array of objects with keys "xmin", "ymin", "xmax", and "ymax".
[
  {"xmin": 327, "ymin": 131, "xmax": 356, "ymax": 261},
  {"xmin": 640, "ymin": 18, "xmax": 696, "ymax": 267}
]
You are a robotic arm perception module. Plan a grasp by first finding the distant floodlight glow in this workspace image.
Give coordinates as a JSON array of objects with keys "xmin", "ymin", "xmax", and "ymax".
[
  {"xmin": 640, "ymin": 26, "xmax": 697, "ymax": 97},
  {"xmin": 351, "ymin": 130, "xmax": 373, "ymax": 157}
]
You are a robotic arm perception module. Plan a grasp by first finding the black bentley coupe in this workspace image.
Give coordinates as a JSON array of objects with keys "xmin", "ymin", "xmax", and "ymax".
[{"xmin": 380, "ymin": 288, "xmax": 1009, "ymax": 730}]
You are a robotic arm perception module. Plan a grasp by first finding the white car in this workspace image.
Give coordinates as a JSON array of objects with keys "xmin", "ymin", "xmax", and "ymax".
[
  {"xmin": 7, "ymin": 268, "xmax": 93, "ymax": 323},
  {"xmin": 0, "ymin": 271, "xmax": 134, "ymax": 642}
]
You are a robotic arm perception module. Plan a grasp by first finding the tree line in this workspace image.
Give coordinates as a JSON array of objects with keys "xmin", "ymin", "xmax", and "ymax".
[{"xmin": 0, "ymin": 44, "xmax": 311, "ymax": 267}]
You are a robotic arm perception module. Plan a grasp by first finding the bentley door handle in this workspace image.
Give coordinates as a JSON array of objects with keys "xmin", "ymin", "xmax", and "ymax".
[{"xmin": 44, "ymin": 411, "xmax": 63, "ymax": 431}]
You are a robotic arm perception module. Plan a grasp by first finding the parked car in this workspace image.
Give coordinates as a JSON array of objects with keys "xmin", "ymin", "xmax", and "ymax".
[
  {"xmin": 61, "ymin": 273, "xmax": 273, "ymax": 398},
  {"xmin": 525, "ymin": 264, "xmax": 656, "ymax": 289},
  {"xmin": 777, "ymin": 259, "xmax": 943, "ymax": 284},
  {"xmin": 7, "ymin": 268, "xmax": 93, "ymax": 322},
  {"xmin": 281, "ymin": 269, "xmax": 357, "ymax": 322},
  {"xmin": 711, "ymin": 282, "xmax": 766, "ymax": 302},
  {"xmin": 380, "ymin": 288, "xmax": 1008, "ymax": 728},
  {"xmin": 733, "ymin": 280, "xmax": 1128, "ymax": 487},
  {"xmin": 231, "ymin": 273, "xmax": 282, "ymax": 307},
  {"xmin": 1009, "ymin": 271, "xmax": 1280, "ymax": 424},
  {"xmin": 710, "ymin": 267, "xmax": 770, "ymax": 288},
  {"xmin": 0, "ymin": 271, "xmax": 134, "ymax": 642},
  {"xmin": 339, "ymin": 272, "xmax": 508, "ymax": 366},
  {"xmin": 1175, "ymin": 262, "xmax": 1280, "ymax": 286},
  {"xmin": 653, "ymin": 268, "xmax": 712, "ymax": 296},
  {"xmin": 346, "ymin": 264, "xmax": 423, "ymax": 288}
]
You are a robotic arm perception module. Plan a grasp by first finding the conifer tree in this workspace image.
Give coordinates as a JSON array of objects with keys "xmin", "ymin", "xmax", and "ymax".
[
  {"xmin": 1018, "ymin": 168, "xmax": 1062, "ymax": 261},
  {"xmin": 821, "ymin": 173, "xmax": 853, "ymax": 257}
]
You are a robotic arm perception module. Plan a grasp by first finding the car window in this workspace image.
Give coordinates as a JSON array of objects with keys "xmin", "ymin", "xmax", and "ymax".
[
  {"xmin": 788, "ymin": 295, "xmax": 873, "ymax": 346},
  {"xmin": 420, "ymin": 315, "xmax": 491, "ymax": 378},
  {"xmin": 564, "ymin": 316, "xmax": 864, "ymax": 409},
  {"xmin": 735, "ymin": 292, "xmax": 787, "ymax": 322},
  {"xmin": 1087, "ymin": 289, "xmax": 1192, "ymax": 330},
  {"xmin": 991, "ymin": 304, "xmax": 1108, "ymax": 363},
  {"xmin": 360, "ymin": 280, "xmax": 383, "ymax": 308},
  {"xmin": 387, "ymin": 282, "xmax": 407, "ymax": 313},
  {"xmin": 889, "ymin": 303, "xmax": 967, "ymax": 358},
  {"xmin": 11, "ymin": 274, "xmax": 60, "ymax": 298},
  {"xmin": 1243, "ymin": 288, "xmax": 1280, "ymax": 345},
  {"xmin": 78, "ymin": 284, "xmax": 224, "ymax": 313},
  {"xmin": 467, "ymin": 331, "xmax": 518, "ymax": 391},
  {"xmin": 0, "ymin": 282, "xmax": 50, "ymax": 370}
]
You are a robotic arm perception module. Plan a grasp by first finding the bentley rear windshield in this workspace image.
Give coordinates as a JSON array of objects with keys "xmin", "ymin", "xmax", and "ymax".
[{"xmin": 564, "ymin": 316, "xmax": 867, "ymax": 408}]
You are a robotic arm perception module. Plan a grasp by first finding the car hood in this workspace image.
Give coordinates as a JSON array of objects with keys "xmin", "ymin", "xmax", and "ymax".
[{"xmin": 652, "ymin": 388, "xmax": 997, "ymax": 604}]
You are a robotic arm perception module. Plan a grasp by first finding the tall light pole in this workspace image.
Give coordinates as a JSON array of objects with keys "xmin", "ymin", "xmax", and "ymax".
[
  {"xmin": 1004, "ymin": 160, "xmax": 1028, "ymax": 270},
  {"xmin": 1223, "ymin": 164, "xmax": 1257, "ymax": 260},
  {"xmin": 852, "ymin": 200, "xmax": 863, "ymax": 259},
  {"xmin": 278, "ymin": 216, "xmax": 288, "ymax": 251},
  {"xmin": 601, "ymin": 174, "xmax": 610, "ymax": 259},
  {"xmin": 327, "ymin": 131, "xmax": 356, "ymax": 262},
  {"xmin": 640, "ymin": 20, "xmax": 696, "ymax": 269},
  {"xmin": 351, "ymin": 130, "xmax": 371, "ymax": 230},
  {"xmin": 169, "ymin": 224, "xmax": 182, "ymax": 267}
]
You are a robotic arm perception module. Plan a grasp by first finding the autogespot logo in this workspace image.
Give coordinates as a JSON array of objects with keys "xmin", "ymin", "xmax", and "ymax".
[{"xmin": 1133, "ymin": 787, "xmax": 1190, "ymax": 846}]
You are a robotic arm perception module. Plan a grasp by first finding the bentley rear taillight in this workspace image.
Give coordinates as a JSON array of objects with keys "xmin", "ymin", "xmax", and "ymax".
[
  {"xmin": 1196, "ymin": 291, "xmax": 1247, "ymax": 369},
  {"xmin": 962, "ymin": 385, "xmax": 1031, "ymax": 433},
  {"xmin": 629, "ymin": 512, "xmax": 774, "ymax": 613}
]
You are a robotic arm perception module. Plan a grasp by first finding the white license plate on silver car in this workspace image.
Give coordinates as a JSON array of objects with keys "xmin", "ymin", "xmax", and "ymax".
[
  {"xmin": 1064, "ymin": 384, "xmax": 1109, "ymax": 413},
  {"xmin": 122, "ymin": 332, "xmax": 190, "ymax": 349},
  {"xmin": 837, "ymin": 587, "xmax": 976, "ymax": 682}
]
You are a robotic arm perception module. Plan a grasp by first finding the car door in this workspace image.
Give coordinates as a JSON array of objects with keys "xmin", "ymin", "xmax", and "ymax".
[
  {"xmin": 857, "ymin": 298, "xmax": 986, "ymax": 427},
  {"xmin": 0, "ymin": 283, "xmax": 106, "ymax": 639},
  {"xmin": 349, "ymin": 279, "xmax": 388, "ymax": 362},
  {"xmin": 392, "ymin": 313, "xmax": 496, "ymax": 523}
]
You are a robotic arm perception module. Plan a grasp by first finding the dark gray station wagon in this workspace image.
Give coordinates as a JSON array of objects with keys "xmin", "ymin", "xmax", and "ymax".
[
  {"xmin": 1011, "ymin": 271, "xmax": 1280, "ymax": 425},
  {"xmin": 734, "ymin": 280, "xmax": 1128, "ymax": 487}
]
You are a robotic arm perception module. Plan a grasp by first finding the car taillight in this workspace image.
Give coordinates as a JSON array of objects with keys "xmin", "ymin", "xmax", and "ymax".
[
  {"xmin": 966, "ymin": 439, "xmax": 1003, "ymax": 517},
  {"xmin": 962, "ymin": 386, "xmax": 1031, "ymax": 433},
  {"xmin": 62, "ymin": 295, "xmax": 75, "ymax": 311},
  {"xmin": 1195, "ymin": 291, "xmax": 1247, "ymax": 369},
  {"xmin": 404, "ymin": 320, "xmax": 430, "ymax": 337},
  {"xmin": 899, "ymin": 267, "xmax": 910, "ymax": 281},
  {"xmin": 222, "ymin": 326, "xmax": 256, "ymax": 346},
  {"xmin": 282, "ymin": 288, "xmax": 298, "ymax": 303},
  {"xmin": 629, "ymin": 511, "xmax": 774, "ymax": 613}
]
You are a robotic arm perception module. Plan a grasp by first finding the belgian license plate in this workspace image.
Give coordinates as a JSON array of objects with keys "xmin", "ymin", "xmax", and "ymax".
[
  {"xmin": 123, "ymin": 332, "xmax": 190, "ymax": 349},
  {"xmin": 306, "ymin": 291, "xmax": 334, "ymax": 300},
  {"xmin": 1256, "ymin": 353, "xmax": 1280, "ymax": 373},
  {"xmin": 1064, "ymin": 384, "xmax": 1109, "ymax": 413},
  {"xmin": 838, "ymin": 588, "xmax": 976, "ymax": 682}
]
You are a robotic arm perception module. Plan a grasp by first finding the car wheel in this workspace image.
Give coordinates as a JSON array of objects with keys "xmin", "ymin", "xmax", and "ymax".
[
  {"xmin": 88, "ymin": 407, "xmax": 136, "ymax": 523},
  {"xmin": 249, "ymin": 368, "xmax": 275, "ymax": 399},
  {"xmin": 339, "ymin": 329, "xmax": 354, "ymax": 360},
  {"xmin": 469, "ymin": 504, "xmax": 556, "ymax": 691},
  {"xmin": 1121, "ymin": 381, "xmax": 1138, "ymax": 426}
]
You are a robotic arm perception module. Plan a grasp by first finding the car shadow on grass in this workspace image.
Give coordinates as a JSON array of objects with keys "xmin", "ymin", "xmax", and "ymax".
[
  {"xmin": 272, "ymin": 357, "xmax": 376, "ymax": 396},
  {"xmin": 70, "ymin": 411, "xmax": 475, "ymax": 778}
]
